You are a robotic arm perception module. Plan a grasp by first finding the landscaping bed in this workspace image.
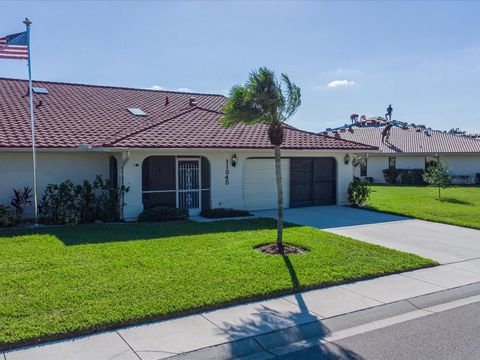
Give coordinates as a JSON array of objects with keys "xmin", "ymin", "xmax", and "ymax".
[
  {"xmin": 0, "ymin": 219, "xmax": 435, "ymax": 349},
  {"xmin": 367, "ymin": 185, "xmax": 480, "ymax": 229}
]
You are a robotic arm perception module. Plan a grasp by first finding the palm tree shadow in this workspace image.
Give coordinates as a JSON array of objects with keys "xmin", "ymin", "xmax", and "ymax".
[{"xmin": 214, "ymin": 254, "xmax": 363, "ymax": 359}]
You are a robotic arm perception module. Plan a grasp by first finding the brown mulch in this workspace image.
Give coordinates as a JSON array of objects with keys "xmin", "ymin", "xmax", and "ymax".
[{"xmin": 255, "ymin": 243, "xmax": 308, "ymax": 255}]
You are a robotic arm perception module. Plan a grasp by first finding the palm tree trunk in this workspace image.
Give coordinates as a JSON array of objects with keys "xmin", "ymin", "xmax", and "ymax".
[{"xmin": 274, "ymin": 145, "xmax": 283, "ymax": 247}]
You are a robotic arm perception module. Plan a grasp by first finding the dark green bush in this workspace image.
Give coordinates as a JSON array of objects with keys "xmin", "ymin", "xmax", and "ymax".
[
  {"xmin": 39, "ymin": 175, "xmax": 129, "ymax": 225},
  {"xmin": 364, "ymin": 177, "xmax": 374, "ymax": 184},
  {"xmin": 0, "ymin": 205, "xmax": 14, "ymax": 227},
  {"xmin": 476, "ymin": 173, "xmax": 480, "ymax": 185},
  {"xmin": 383, "ymin": 169, "xmax": 425, "ymax": 185},
  {"xmin": 93, "ymin": 175, "xmax": 129, "ymax": 222},
  {"xmin": 399, "ymin": 169, "xmax": 425, "ymax": 185},
  {"xmin": 383, "ymin": 169, "xmax": 398, "ymax": 184},
  {"xmin": 347, "ymin": 179, "xmax": 372, "ymax": 207},
  {"xmin": 75, "ymin": 180, "xmax": 97, "ymax": 223},
  {"xmin": 138, "ymin": 207, "xmax": 188, "ymax": 222},
  {"xmin": 200, "ymin": 208, "xmax": 251, "ymax": 219},
  {"xmin": 39, "ymin": 180, "xmax": 79, "ymax": 225}
]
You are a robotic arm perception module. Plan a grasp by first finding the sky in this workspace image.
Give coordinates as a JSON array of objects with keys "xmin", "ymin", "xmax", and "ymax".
[{"xmin": 1, "ymin": 1, "xmax": 479, "ymax": 133}]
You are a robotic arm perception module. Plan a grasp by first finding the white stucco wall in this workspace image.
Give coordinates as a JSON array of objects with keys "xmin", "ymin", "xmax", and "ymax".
[
  {"xmin": 0, "ymin": 151, "xmax": 112, "ymax": 215},
  {"xmin": 354, "ymin": 153, "xmax": 480, "ymax": 183},
  {"xmin": 121, "ymin": 149, "xmax": 354, "ymax": 220},
  {"xmin": 0, "ymin": 149, "xmax": 355, "ymax": 220},
  {"xmin": 443, "ymin": 154, "xmax": 480, "ymax": 178},
  {"xmin": 353, "ymin": 155, "xmax": 389, "ymax": 183}
]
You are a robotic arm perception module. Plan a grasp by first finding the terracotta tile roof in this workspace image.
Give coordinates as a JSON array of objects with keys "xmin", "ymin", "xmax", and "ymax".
[
  {"xmin": 0, "ymin": 77, "xmax": 375, "ymax": 151},
  {"xmin": 324, "ymin": 126, "xmax": 480, "ymax": 153}
]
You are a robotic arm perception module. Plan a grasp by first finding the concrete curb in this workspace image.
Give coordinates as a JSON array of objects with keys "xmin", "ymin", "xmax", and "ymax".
[{"xmin": 167, "ymin": 282, "xmax": 480, "ymax": 359}]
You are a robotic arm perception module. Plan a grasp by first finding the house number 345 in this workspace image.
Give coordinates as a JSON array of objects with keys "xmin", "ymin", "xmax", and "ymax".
[{"xmin": 225, "ymin": 159, "xmax": 230, "ymax": 185}]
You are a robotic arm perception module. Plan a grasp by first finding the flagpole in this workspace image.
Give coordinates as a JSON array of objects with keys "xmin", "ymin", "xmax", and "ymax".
[{"xmin": 23, "ymin": 17, "xmax": 39, "ymax": 225}]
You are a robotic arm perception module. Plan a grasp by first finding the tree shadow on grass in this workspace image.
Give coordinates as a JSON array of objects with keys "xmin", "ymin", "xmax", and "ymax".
[
  {"xmin": 0, "ymin": 218, "xmax": 301, "ymax": 246},
  {"xmin": 438, "ymin": 197, "xmax": 473, "ymax": 206},
  {"xmin": 213, "ymin": 253, "xmax": 363, "ymax": 359}
]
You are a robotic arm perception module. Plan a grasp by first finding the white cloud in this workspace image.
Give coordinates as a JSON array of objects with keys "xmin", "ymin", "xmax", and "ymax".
[
  {"xmin": 326, "ymin": 80, "xmax": 355, "ymax": 88},
  {"xmin": 148, "ymin": 85, "xmax": 194, "ymax": 92}
]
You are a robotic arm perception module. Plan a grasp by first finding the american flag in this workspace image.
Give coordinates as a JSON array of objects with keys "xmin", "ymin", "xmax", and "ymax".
[{"xmin": 0, "ymin": 32, "xmax": 28, "ymax": 60}]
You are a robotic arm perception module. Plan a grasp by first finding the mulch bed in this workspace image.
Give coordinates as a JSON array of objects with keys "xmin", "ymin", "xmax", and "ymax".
[{"xmin": 255, "ymin": 243, "xmax": 308, "ymax": 255}]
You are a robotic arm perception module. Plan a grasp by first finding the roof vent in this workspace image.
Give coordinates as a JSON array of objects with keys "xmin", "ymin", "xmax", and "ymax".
[
  {"xmin": 189, "ymin": 97, "xmax": 197, "ymax": 106},
  {"xmin": 165, "ymin": 96, "xmax": 169, "ymax": 106},
  {"xmin": 33, "ymin": 87, "xmax": 48, "ymax": 94},
  {"xmin": 127, "ymin": 107, "xmax": 147, "ymax": 116}
]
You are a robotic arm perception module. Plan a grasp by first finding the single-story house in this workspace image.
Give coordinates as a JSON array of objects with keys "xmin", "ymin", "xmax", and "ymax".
[
  {"xmin": 323, "ymin": 118, "xmax": 480, "ymax": 184},
  {"xmin": 0, "ymin": 78, "xmax": 376, "ymax": 220}
]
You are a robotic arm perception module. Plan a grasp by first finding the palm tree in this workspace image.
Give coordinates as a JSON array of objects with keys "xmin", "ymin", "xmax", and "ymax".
[{"xmin": 221, "ymin": 67, "xmax": 301, "ymax": 249}]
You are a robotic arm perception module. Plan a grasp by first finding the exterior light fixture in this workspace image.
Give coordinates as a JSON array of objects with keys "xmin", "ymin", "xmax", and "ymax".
[
  {"xmin": 344, "ymin": 153, "xmax": 350, "ymax": 165},
  {"xmin": 231, "ymin": 154, "xmax": 238, "ymax": 167}
]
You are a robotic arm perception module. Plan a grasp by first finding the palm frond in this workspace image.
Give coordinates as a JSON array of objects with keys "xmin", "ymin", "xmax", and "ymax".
[
  {"xmin": 247, "ymin": 67, "xmax": 284, "ymax": 117},
  {"xmin": 280, "ymin": 73, "xmax": 301, "ymax": 120},
  {"xmin": 219, "ymin": 67, "xmax": 301, "ymax": 130},
  {"xmin": 220, "ymin": 85, "xmax": 263, "ymax": 128}
]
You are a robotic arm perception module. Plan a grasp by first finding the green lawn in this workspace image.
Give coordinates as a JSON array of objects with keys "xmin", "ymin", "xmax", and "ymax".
[
  {"xmin": 367, "ymin": 185, "xmax": 480, "ymax": 229},
  {"xmin": 0, "ymin": 219, "xmax": 434, "ymax": 349}
]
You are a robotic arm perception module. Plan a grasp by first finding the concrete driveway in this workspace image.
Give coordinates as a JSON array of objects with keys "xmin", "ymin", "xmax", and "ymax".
[{"xmin": 253, "ymin": 206, "xmax": 480, "ymax": 264}]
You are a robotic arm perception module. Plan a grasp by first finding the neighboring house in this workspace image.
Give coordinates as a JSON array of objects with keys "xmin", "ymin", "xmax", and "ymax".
[
  {"xmin": 0, "ymin": 78, "xmax": 376, "ymax": 219},
  {"xmin": 323, "ymin": 119, "xmax": 480, "ymax": 184}
]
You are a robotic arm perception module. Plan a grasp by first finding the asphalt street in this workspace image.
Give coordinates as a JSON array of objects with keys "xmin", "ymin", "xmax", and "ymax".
[{"xmin": 278, "ymin": 301, "xmax": 480, "ymax": 360}]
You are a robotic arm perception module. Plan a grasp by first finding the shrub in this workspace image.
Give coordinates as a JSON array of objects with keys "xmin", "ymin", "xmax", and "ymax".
[
  {"xmin": 39, "ymin": 180, "xmax": 79, "ymax": 225},
  {"xmin": 422, "ymin": 161, "xmax": 453, "ymax": 199},
  {"xmin": 93, "ymin": 175, "xmax": 129, "ymax": 222},
  {"xmin": 476, "ymin": 173, "xmax": 480, "ymax": 185},
  {"xmin": 383, "ymin": 169, "xmax": 425, "ymax": 185},
  {"xmin": 347, "ymin": 179, "xmax": 372, "ymax": 207},
  {"xmin": 10, "ymin": 186, "xmax": 32, "ymax": 224},
  {"xmin": 138, "ymin": 207, "xmax": 188, "ymax": 222},
  {"xmin": 383, "ymin": 169, "xmax": 397, "ymax": 184},
  {"xmin": 200, "ymin": 208, "xmax": 251, "ymax": 219},
  {"xmin": 38, "ymin": 175, "xmax": 129, "ymax": 225},
  {"xmin": 0, "ymin": 205, "xmax": 14, "ymax": 227},
  {"xmin": 75, "ymin": 180, "xmax": 97, "ymax": 223},
  {"xmin": 399, "ymin": 169, "xmax": 425, "ymax": 185},
  {"xmin": 364, "ymin": 177, "xmax": 374, "ymax": 184}
]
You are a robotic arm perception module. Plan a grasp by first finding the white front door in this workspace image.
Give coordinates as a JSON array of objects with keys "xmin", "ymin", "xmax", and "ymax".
[{"xmin": 177, "ymin": 159, "xmax": 201, "ymax": 215}]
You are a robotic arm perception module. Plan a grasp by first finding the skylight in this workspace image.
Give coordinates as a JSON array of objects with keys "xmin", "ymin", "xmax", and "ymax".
[
  {"xmin": 32, "ymin": 87, "xmax": 49, "ymax": 94},
  {"xmin": 127, "ymin": 107, "xmax": 147, "ymax": 116}
]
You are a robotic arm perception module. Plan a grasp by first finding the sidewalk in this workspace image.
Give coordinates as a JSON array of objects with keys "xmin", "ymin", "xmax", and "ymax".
[{"xmin": 3, "ymin": 258, "xmax": 480, "ymax": 360}]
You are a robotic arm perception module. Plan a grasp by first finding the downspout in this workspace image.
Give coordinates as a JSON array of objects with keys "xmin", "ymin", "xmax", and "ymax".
[{"xmin": 120, "ymin": 150, "xmax": 131, "ymax": 220}]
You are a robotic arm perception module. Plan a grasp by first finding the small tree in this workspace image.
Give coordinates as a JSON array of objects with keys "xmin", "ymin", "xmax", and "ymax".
[{"xmin": 422, "ymin": 160, "xmax": 452, "ymax": 199}]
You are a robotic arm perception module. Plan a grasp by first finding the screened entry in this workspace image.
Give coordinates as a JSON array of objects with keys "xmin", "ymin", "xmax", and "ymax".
[{"xmin": 142, "ymin": 156, "xmax": 211, "ymax": 213}]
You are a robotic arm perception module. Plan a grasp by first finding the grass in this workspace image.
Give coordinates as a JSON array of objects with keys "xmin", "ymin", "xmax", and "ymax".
[
  {"xmin": 0, "ymin": 219, "xmax": 435, "ymax": 349},
  {"xmin": 367, "ymin": 185, "xmax": 480, "ymax": 229}
]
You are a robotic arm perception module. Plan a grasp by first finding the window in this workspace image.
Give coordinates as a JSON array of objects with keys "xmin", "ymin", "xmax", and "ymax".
[
  {"xmin": 32, "ymin": 87, "xmax": 49, "ymax": 94},
  {"xmin": 127, "ymin": 107, "xmax": 147, "ymax": 116},
  {"xmin": 388, "ymin": 156, "xmax": 396, "ymax": 169},
  {"xmin": 425, "ymin": 156, "xmax": 438, "ymax": 169},
  {"xmin": 360, "ymin": 159, "xmax": 367, "ymax": 177}
]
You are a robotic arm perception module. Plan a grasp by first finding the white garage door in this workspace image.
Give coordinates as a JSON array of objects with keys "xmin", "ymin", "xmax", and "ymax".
[{"xmin": 243, "ymin": 158, "xmax": 290, "ymax": 210}]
